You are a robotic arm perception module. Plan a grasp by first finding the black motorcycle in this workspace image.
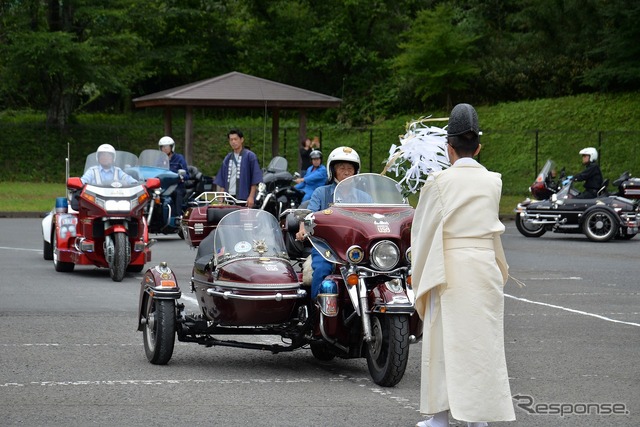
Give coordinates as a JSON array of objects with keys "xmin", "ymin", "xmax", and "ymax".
[
  {"xmin": 255, "ymin": 156, "xmax": 304, "ymax": 219},
  {"xmin": 515, "ymin": 165, "xmax": 640, "ymax": 242}
]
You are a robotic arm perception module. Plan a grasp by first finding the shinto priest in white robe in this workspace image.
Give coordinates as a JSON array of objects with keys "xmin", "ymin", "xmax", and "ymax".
[{"xmin": 411, "ymin": 158, "xmax": 515, "ymax": 422}]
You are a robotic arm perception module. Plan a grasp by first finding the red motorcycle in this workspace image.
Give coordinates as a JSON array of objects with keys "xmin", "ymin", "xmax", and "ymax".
[
  {"xmin": 137, "ymin": 173, "xmax": 420, "ymax": 386},
  {"xmin": 42, "ymin": 150, "xmax": 160, "ymax": 281}
]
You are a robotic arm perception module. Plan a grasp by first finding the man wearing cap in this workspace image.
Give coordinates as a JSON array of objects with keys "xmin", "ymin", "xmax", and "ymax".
[{"xmin": 412, "ymin": 104, "xmax": 515, "ymax": 427}]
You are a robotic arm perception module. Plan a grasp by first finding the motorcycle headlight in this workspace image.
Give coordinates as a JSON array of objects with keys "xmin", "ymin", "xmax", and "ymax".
[
  {"xmin": 405, "ymin": 247, "xmax": 411, "ymax": 265},
  {"xmin": 370, "ymin": 240, "xmax": 399, "ymax": 271},
  {"xmin": 105, "ymin": 199, "xmax": 132, "ymax": 212}
]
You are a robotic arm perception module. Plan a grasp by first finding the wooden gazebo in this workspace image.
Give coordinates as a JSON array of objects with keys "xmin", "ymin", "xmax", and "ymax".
[{"xmin": 132, "ymin": 71, "xmax": 342, "ymax": 164}]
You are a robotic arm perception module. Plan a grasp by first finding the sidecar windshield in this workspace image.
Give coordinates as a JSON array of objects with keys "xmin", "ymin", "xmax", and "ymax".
[
  {"xmin": 81, "ymin": 150, "xmax": 140, "ymax": 187},
  {"xmin": 213, "ymin": 209, "xmax": 289, "ymax": 263},
  {"xmin": 333, "ymin": 173, "xmax": 407, "ymax": 206}
]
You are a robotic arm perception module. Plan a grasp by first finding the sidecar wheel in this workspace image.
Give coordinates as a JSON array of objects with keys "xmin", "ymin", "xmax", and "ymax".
[
  {"xmin": 515, "ymin": 213, "xmax": 546, "ymax": 238},
  {"xmin": 143, "ymin": 297, "xmax": 176, "ymax": 365},
  {"xmin": 110, "ymin": 232, "xmax": 127, "ymax": 282},
  {"xmin": 310, "ymin": 342, "xmax": 336, "ymax": 361},
  {"xmin": 365, "ymin": 314, "xmax": 410, "ymax": 387},
  {"xmin": 52, "ymin": 228, "xmax": 74, "ymax": 272},
  {"xmin": 582, "ymin": 209, "xmax": 617, "ymax": 242}
]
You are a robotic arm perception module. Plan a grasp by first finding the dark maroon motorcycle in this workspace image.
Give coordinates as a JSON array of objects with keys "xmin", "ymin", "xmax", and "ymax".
[{"xmin": 137, "ymin": 173, "xmax": 421, "ymax": 387}]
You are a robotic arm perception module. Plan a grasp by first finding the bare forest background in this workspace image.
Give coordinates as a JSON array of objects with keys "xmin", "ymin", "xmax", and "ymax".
[{"xmin": 1, "ymin": 0, "xmax": 639, "ymax": 197}]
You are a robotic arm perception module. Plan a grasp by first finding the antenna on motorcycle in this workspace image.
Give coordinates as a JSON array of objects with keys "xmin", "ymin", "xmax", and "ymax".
[{"xmin": 66, "ymin": 142, "xmax": 71, "ymax": 199}]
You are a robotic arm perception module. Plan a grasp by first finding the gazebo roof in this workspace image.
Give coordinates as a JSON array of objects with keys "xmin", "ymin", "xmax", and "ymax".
[{"xmin": 132, "ymin": 71, "xmax": 342, "ymax": 109}]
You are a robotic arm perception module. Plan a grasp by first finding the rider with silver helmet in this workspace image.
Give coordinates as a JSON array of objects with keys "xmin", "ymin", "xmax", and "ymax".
[
  {"xmin": 158, "ymin": 136, "xmax": 190, "ymax": 211},
  {"xmin": 294, "ymin": 149, "xmax": 327, "ymax": 202},
  {"xmin": 573, "ymin": 147, "xmax": 603, "ymax": 199},
  {"xmin": 296, "ymin": 146, "xmax": 361, "ymax": 300},
  {"xmin": 81, "ymin": 144, "xmax": 137, "ymax": 185}
]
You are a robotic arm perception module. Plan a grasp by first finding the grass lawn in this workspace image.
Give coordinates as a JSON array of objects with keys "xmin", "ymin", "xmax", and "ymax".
[
  {"xmin": 0, "ymin": 182, "xmax": 521, "ymax": 218},
  {"xmin": 0, "ymin": 182, "xmax": 67, "ymax": 213}
]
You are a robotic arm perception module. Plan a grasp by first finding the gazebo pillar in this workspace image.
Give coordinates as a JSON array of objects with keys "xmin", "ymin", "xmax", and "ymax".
[
  {"xmin": 184, "ymin": 106, "xmax": 194, "ymax": 164},
  {"xmin": 271, "ymin": 108, "xmax": 280, "ymax": 158}
]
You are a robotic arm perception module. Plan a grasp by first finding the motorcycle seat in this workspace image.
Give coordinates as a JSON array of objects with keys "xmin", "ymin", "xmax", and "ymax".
[{"xmin": 207, "ymin": 206, "xmax": 243, "ymax": 224}]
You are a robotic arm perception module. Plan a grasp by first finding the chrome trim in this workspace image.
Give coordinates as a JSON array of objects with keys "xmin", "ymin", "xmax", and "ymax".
[
  {"xmin": 206, "ymin": 288, "xmax": 306, "ymax": 301},
  {"xmin": 193, "ymin": 277, "xmax": 301, "ymax": 290}
]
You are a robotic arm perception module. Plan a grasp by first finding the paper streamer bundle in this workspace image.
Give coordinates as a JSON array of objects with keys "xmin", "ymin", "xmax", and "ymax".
[{"xmin": 383, "ymin": 116, "xmax": 451, "ymax": 197}]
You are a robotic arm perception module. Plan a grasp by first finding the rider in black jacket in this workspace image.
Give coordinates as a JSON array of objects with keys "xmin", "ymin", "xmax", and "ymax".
[{"xmin": 573, "ymin": 147, "xmax": 603, "ymax": 199}]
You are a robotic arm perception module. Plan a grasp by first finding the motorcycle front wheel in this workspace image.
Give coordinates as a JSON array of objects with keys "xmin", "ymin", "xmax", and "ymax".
[
  {"xmin": 109, "ymin": 232, "xmax": 128, "ymax": 282},
  {"xmin": 365, "ymin": 314, "xmax": 410, "ymax": 387},
  {"xmin": 515, "ymin": 213, "xmax": 546, "ymax": 238},
  {"xmin": 143, "ymin": 297, "xmax": 176, "ymax": 365}
]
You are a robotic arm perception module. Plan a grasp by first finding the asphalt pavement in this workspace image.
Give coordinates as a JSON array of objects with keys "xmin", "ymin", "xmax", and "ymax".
[{"xmin": 0, "ymin": 216, "xmax": 638, "ymax": 427}]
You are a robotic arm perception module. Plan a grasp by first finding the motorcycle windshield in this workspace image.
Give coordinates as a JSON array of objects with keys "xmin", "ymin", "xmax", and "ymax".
[
  {"xmin": 213, "ymin": 209, "xmax": 289, "ymax": 263},
  {"xmin": 82, "ymin": 151, "xmax": 141, "ymax": 188},
  {"xmin": 138, "ymin": 149, "xmax": 170, "ymax": 170},
  {"xmin": 536, "ymin": 160, "xmax": 557, "ymax": 182},
  {"xmin": 265, "ymin": 156, "xmax": 288, "ymax": 173},
  {"xmin": 333, "ymin": 173, "xmax": 407, "ymax": 206}
]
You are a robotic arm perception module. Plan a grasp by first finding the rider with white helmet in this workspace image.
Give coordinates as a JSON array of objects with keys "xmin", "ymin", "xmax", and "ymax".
[
  {"xmin": 81, "ymin": 144, "xmax": 137, "ymax": 185},
  {"xmin": 296, "ymin": 146, "xmax": 361, "ymax": 300},
  {"xmin": 573, "ymin": 147, "xmax": 603, "ymax": 198},
  {"xmin": 158, "ymin": 136, "xmax": 190, "ymax": 212}
]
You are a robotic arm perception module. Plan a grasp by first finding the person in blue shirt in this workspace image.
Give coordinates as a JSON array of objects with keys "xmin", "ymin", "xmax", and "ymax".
[
  {"xmin": 294, "ymin": 150, "xmax": 327, "ymax": 202},
  {"xmin": 214, "ymin": 129, "xmax": 263, "ymax": 208},
  {"xmin": 81, "ymin": 144, "xmax": 137, "ymax": 186},
  {"xmin": 158, "ymin": 136, "xmax": 190, "ymax": 213},
  {"xmin": 295, "ymin": 146, "xmax": 361, "ymax": 300}
]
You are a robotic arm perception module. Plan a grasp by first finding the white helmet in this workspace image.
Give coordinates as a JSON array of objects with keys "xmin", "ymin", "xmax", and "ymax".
[
  {"xmin": 158, "ymin": 136, "xmax": 175, "ymax": 149},
  {"xmin": 579, "ymin": 147, "xmax": 598, "ymax": 162},
  {"xmin": 96, "ymin": 144, "xmax": 116, "ymax": 163},
  {"xmin": 326, "ymin": 146, "xmax": 360, "ymax": 182}
]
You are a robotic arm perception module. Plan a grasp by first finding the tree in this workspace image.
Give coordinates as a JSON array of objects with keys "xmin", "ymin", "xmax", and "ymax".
[
  {"xmin": 393, "ymin": 4, "xmax": 481, "ymax": 110},
  {"xmin": 0, "ymin": 0, "xmax": 152, "ymax": 127},
  {"xmin": 583, "ymin": 0, "xmax": 640, "ymax": 91}
]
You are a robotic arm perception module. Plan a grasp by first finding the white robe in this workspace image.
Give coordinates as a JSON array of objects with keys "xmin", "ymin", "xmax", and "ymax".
[{"xmin": 411, "ymin": 159, "xmax": 515, "ymax": 422}]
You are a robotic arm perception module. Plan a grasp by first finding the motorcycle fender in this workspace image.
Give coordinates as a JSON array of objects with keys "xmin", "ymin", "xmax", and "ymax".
[
  {"xmin": 105, "ymin": 223, "xmax": 128, "ymax": 235},
  {"xmin": 368, "ymin": 283, "xmax": 414, "ymax": 314},
  {"xmin": 137, "ymin": 265, "xmax": 181, "ymax": 331},
  {"xmin": 579, "ymin": 205, "xmax": 619, "ymax": 226}
]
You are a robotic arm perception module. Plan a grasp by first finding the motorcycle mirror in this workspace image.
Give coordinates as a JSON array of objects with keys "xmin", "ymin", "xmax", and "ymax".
[
  {"xmin": 290, "ymin": 209, "xmax": 312, "ymax": 221},
  {"xmin": 178, "ymin": 169, "xmax": 186, "ymax": 176},
  {"xmin": 67, "ymin": 177, "xmax": 83, "ymax": 190},
  {"xmin": 146, "ymin": 177, "xmax": 161, "ymax": 190}
]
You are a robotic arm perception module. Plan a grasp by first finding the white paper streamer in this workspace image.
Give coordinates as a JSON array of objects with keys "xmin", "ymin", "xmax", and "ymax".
[{"xmin": 383, "ymin": 116, "xmax": 451, "ymax": 196}]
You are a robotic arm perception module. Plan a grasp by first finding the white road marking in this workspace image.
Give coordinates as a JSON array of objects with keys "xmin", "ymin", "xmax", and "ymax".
[
  {"xmin": 505, "ymin": 294, "xmax": 640, "ymax": 327},
  {"xmin": 0, "ymin": 246, "xmax": 41, "ymax": 252}
]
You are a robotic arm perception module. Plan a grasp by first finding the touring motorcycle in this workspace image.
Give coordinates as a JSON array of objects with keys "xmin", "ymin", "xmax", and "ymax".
[
  {"xmin": 42, "ymin": 151, "xmax": 160, "ymax": 281},
  {"xmin": 126, "ymin": 149, "xmax": 214, "ymax": 237},
  {"xmin": 515, "ymin": 160, "xmax": 640, "ymax": 242},
  {"xmin": 138, "ymin": 173, "xmax": 420, "ymax": 386}
]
